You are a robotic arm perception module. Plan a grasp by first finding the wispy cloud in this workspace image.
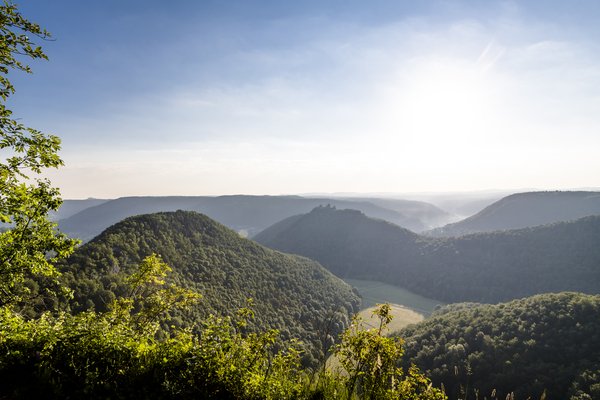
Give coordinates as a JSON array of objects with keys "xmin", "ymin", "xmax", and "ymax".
[{"xmin": 33, "ymin": 2, "xmax": 600, "ymax": 197}]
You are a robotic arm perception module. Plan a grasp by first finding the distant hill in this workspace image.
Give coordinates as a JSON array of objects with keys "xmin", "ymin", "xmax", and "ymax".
[
  {"xmin": 400, "ymin": 292, "xmax": 600, "ymax": 400},
  {"xmin": 427, "ymin": 191, "xmax": 600, "ymax": 237},
  {"xmin": 48, "ymin": 198, "xmax": 110, "ymax": 221},
  {"xmin": 58, "ymin": 197, "xmax": 205, "ymax": 241},
  {"xmin": 406, "ymin": 191, "xmax": 508, "ymax": 220},
  {"xmin": 57, "ymin": 211, "xmax": 360, "ymax": 366},
  {"xmin": 193, "ymin": 195, "xmax": 428, "ymax": 234},
  {"xmin": 334, "ymin": 197, "xmax": 452, "ymax": 230},
  {"xmin": 254, "ymin": 206, "xmax": 600, "ymax": 303},
  {"xmin": 57, "ymin": 195, "xmax": 435, "ymax": 241}
]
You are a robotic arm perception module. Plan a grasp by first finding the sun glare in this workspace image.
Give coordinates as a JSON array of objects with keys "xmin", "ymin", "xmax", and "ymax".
[
  {"xmin": 403, "ymin": 61, "xmax": 491, "ymax": 141},
  {"xmin": 367, "ymin": 56, "xmax": 506, "ymax": 185}
]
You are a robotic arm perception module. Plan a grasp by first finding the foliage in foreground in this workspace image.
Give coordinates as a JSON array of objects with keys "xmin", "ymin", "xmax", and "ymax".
[
  {"xmin": 0, "ymin": 255, "xmax": 445, "ymax": 400},
  {"xmin": 0, "ymin": 0, "xmax": 78, "ymax": 308},
  {"xmin": 331, "ymin": 303, "xmax": 446, "ymax": 400}
]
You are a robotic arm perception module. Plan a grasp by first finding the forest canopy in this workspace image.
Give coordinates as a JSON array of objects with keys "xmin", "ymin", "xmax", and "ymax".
[{"xmin": 399, "ymin": 292, "xmax": 600, "ymax": 400}]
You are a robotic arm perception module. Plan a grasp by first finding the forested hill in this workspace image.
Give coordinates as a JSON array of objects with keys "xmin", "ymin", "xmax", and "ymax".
[
  {"xmin": 58, "ymin": 211, "xmax": 360, "ymax": 366},
  {"xmin": 255, "ymin": 206, "xmax": 422, "ymax": 279},
  {"xmin": 427, "ymin": 191, "xmax": 600, "ymax": 237},
  {"xmin": 254, "ymin": 206, "xmax": 600, "ymax": 303},
  {"xmin": 57, "ymin": 195, "xmax": 436, "ymax": 241},
  {"xmin": 399, "ymin": 292, "xmax": 600, "ymax": 400}
]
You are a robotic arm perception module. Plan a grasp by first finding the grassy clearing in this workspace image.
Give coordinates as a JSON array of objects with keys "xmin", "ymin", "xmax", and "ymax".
[{"xmin": 344, "ymin": 278, "xmax": 444, "ymax": 316}]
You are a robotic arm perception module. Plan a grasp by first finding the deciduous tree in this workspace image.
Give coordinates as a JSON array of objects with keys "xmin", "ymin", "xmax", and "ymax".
[{"xmin": 0, "ymin": 0, "xmax": 78, "ymax": 307}]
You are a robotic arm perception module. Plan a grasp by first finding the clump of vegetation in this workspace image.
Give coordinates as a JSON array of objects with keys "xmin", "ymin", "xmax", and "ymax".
[
  {"xmin": 330, "ymin": 303, "xmax": 445, "ymax": 400},
  {"xmin": 0, "ymin": 254, "xmax": 303, "ymax": 399}
]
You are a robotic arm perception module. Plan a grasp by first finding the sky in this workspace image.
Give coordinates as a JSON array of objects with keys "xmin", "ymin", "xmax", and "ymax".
[{"xmin": 8, "ymin": 0, "xmax": 600, "ymax": 198}]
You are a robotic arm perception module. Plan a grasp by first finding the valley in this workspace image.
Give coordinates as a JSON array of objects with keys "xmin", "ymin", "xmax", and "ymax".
[
  {"xmin": 46, "ymin": 191, "xmax": 600, "ymax": 399},
  {"xmin": 4, "ymin": 191, "xmax": 600, "ymax": 399}
]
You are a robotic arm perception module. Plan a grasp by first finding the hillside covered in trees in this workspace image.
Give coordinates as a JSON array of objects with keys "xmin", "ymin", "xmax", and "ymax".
[
  {"xmin": 55, "ymin": 211, "xmax": 360, "ymax": 366},
  {"xmin": 255, "ymin": 206, "xmax": 600, "ymax": 303},
  {"xmin": 399, "ymin": 292, "xmax": 600, "ymax": 400},
  {"xmin": 427, "ymin": 191, "xmax": 600, "ymax": 237}
]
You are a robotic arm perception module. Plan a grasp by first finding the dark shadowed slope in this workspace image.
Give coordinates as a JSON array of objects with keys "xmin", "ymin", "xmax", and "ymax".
[
  {"xmin": 400, "ymin": 292, "xmax": 600, "ymax": 400},
  {"xmin": 427, "ymin": 191, "xmax": 600, "ymax": 237},
  {"xmin": 58, "ymin": 211, "xmax": 360, "ymax": 366},
  {"xmin": 254, "ymin": 206, "xmax": 423, "ymax": 280},
  {"xmin": 255, "ymin": 206, "xmax": 600, "ymax": 303},
  {"xmin": 57, "ymin": 195, "xmax": 429, "ymax": 241}
]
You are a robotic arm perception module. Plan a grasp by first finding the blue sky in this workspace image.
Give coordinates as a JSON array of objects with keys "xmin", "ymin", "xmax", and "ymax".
[{"xmin": 9, "ymin": 1, "xmax": 600, "ymax": 198}]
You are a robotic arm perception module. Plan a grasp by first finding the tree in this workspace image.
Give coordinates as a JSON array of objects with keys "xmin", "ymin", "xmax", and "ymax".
[
  {"xmin": 333, "ymin": 304, "xmax": 446, "ymax": 400},
  {"xmin": 0, "ymin": 0, "xmax": 78, "ymax": 307}
]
